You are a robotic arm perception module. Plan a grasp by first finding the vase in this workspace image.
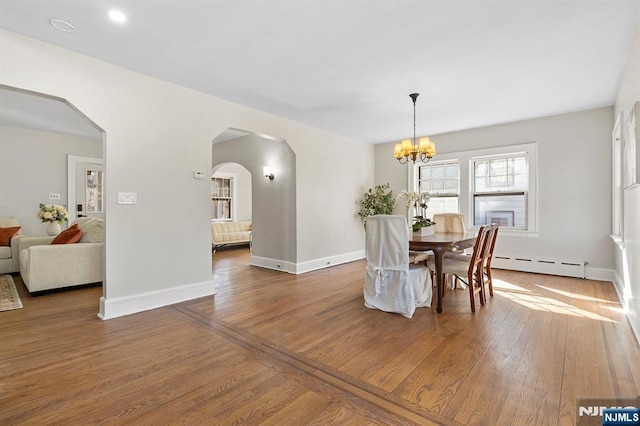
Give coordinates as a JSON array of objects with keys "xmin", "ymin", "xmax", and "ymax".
[
  {"xmin": 47, "ymin": 222, "xmax": 62, "ymax": 236},
  {"xmin": 414, "ymin": 226, "xmax": 434, "ymax": 237}
]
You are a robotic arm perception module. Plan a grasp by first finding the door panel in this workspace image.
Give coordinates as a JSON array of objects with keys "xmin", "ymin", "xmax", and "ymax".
[{"xmin": 76, "ymin": 162, "xmax": 104, "ymax": 221}]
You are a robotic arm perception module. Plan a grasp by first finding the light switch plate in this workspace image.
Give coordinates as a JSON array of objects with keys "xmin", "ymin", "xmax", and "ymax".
[
  {"xmin": 49, "ymin": 193, "xmax": 61, "ymax": 200},
  {"xmin": 117, "ymin": 192, "xmax": 138, "ymax": 205}
]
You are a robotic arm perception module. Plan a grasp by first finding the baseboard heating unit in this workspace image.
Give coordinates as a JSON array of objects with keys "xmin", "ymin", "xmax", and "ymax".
[{"xmin": 492, "ymin": 255, "xmax": 586, "ymax": 279}]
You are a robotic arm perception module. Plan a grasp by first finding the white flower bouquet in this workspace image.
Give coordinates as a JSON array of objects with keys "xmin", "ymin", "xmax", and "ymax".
[
  {"xmin": 37, "ymin": 203, "xmax": 69, "ymax": 223},
  {"xmin": 395, "ymin": 190, "xmax": 435, "ymax": 231}
]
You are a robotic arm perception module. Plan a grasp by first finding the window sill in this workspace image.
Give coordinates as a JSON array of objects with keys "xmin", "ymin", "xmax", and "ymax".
[{"xmin": 469, "ymin": 227, "xmax": 538, "ymax": 238}]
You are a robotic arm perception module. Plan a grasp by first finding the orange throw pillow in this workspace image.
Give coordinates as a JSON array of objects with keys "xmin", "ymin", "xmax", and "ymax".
[
  {"xmin": 0, "ymin": 226, "xmax": 21, "ymax": 246},
  {"xmin": 51, "ymin": 226, "xmax": 82, "ymax": 245}
]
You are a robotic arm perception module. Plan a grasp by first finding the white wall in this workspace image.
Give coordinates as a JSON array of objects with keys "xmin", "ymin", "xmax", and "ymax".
[
  {"xmin": 613, "ymin": 22, "xmax": 640, "ymax": 343},
  {"xmin": 376, "ymin": 107, "xmax": 614, "ymax": 272},
  {"xmin": 214, "ymin": 163, "xmax": 252, "ymax": 222},
  {"xmin": 0, "ymin": 29, "xmax": 374, "ymax": 318},
  {"xmin": 0, "ymin": 125, "xmax": 101, "ymax": 235}
]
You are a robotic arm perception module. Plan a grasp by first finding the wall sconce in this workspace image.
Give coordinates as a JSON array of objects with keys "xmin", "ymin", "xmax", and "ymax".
[{"xmin": 263, "ymin": 166, "xmax": 275, "ymax": 180}]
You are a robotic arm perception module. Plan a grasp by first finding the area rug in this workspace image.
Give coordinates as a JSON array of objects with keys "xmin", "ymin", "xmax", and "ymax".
[{"xmin": 0, "ymin": 274, "xmax": 23, "ymax": 312}]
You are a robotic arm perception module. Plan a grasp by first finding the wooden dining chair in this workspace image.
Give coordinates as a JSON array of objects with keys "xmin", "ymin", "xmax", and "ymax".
[
  {"xmin": 428, "ymin": 225, "xmax": 490, "ymax": 312},
  {"xmin": 482, "ymin": 224, "xmax": 500, "ymax": 298}
]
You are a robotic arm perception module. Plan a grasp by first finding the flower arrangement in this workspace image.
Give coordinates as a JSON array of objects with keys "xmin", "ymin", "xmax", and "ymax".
[
  {"xmin": 396, "ymin": 190, "xmax": 435, "ymax": 231},
  {"xmin": 357, "ymin": 183, "xmax": 397, "ymax": 220},
  {"xmin": 37, "ymin": 203, "xmax": 69, "ymax": 224}
]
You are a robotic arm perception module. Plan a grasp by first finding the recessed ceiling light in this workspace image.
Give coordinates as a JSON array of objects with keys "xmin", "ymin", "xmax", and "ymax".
[
  {"xmin": 108, "ymin": 10, "xmax": 127, "ymax": 24},
  {"xmin": 50, "ymin": 19, "xmax": 75, "ymax": 32}
]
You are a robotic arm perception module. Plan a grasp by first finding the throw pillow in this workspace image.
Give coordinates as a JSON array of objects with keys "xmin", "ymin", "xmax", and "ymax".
[
  {"xmin": 76, "ymin": 218, "xmax": 104, "ymax": 243},
  {"xmin": 0, "ymin": 226, "xmax": 21, "ymax": 246},
  {"xmin": 51, "ymin": 227, "xmax": 82, "ymax": 245}
]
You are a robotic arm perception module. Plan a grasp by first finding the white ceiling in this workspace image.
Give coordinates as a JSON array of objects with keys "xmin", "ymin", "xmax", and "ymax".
[{"xmin": 0, "ymin": 1, "xmax": 639, "ymax": 144}]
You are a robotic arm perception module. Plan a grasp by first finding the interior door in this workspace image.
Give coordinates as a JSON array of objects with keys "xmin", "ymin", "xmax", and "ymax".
[
  {"xmin": 67, "ymin": 155, "xmax": 105, "ymax": 223},
  {"xmin": 75, "ymin": 161, "xmax": 104, "ymax": 221}
]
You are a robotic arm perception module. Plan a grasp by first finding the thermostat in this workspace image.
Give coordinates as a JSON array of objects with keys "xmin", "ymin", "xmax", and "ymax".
[{"xmin": 193, "ymin": 171, "xmax": 206, "ymax": 179}]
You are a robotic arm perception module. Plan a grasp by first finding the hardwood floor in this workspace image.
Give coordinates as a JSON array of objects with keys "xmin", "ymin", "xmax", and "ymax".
[{"xmin": 1, "ymin": 247, "xmax": 639, "ymax": 425}]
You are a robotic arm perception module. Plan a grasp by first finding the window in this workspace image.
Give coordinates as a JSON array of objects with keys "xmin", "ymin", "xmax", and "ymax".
[
  {"xmin": 211, "ymin": 175, "xmax": 233, "ymax": 221},
  {"xmin": 410, "ymin": 142, "xmax": 537, "ymax": 234},
  {"xmin": 472, "ymin": 154, "xmax": 527, "ymax": 228},
  {"xmin": 417, "ymin": 160, "xmax": 459, "ymax": 219},
  {"xmin": 612, "ymin": 113, "xmax": 623, "ymax": 240}
]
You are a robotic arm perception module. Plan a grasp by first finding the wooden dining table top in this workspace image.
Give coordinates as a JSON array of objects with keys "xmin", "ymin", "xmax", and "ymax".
[{"xmin": 409, "ymin": 231, "xmax": 477, "ymax": 251}]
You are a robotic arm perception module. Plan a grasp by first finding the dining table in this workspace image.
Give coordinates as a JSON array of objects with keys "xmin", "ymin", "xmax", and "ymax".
[{"xmin": 409, "ymin": 231, "xmax": 478, "ymax": 313}]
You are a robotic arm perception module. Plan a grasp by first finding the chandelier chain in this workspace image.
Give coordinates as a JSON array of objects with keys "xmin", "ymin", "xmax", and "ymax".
[{"xmin": 393, "ymin": 92, "xmax": 436, "ymax": 164}]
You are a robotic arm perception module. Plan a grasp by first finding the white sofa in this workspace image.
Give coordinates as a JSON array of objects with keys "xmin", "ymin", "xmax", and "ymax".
[
  {"xmin": 211, "ymin": 221, "xmax": 251, "ymax": 251},
  {"xmin": 19, "ymin": 217, "xmax": 104, "ymax": 294},
  {"xmin": 0, "ymin": 216, "xmax": 23, "ymax": 274}
]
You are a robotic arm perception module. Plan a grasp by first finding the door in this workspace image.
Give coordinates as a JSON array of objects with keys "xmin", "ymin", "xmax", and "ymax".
[
  {"xmin": 67, "ymin": 155, "xmax": 103, "ymax": 224},
  {"xmin": 76, "ymin": 162, "xmax": 104, "ymax": 220}
]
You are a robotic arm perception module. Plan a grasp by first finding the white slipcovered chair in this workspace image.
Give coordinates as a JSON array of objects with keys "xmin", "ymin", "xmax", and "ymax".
[
  {"xmin": 363, "ymin": 215, "xmax": 432, "ymax": 318},
  {"xmin": 433, "ymin": 213, "xmax": 466, "ymax": 233}
]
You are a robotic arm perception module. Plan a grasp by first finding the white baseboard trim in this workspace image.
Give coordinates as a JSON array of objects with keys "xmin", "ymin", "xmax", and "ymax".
[
  {"xmin": 250, "ymin": 250, "xmax": 365, "ymax": 275},
  {"xmin": 584, "ymin": 267, "xmax": 614, "ymax": 282},
  {"xmin": 294, "ymin": 250, "xmax": 365, "ymax": 274},
  {"xmin": 250, "ymin": 255, "xmax": 296, "ymax": 274},
  {"xmin": 492, "ymin": 255, "xmax": 613, "ymax": 282},
  {"xmin": 611, "ymin": 270, "xmax": 626, "ymax": 309},
  {"xmin": 98, "ymin": 279, "xmax": 215, "ymax": 320}
]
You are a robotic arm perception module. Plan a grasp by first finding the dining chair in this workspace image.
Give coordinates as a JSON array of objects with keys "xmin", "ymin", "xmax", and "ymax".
[
  {"xmin": 429, "ymin": 213, "xmax": 467, "ymax": 289},
  {"xmin": 446, "ymin": 223, "xmax": 499, "ymax": 298},
  {"xmin": 482, "ymin": 224, "xmax": 499, "ymax": 297},
  {"xmin": 363, "ymin": 215, "xmax": 432, "ymax": 318},
  {"xmin": 433, "ymin": 213, "xmax": 466, "ymax": 233},
  {"xmin": 428, "ymin": 225, "xmax": 491, "ymax": 313}
]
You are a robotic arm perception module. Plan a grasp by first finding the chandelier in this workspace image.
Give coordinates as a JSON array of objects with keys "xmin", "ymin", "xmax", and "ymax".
[{"xmin": 393, "ymin": 93, "xmax": 436, "ymax": 164}]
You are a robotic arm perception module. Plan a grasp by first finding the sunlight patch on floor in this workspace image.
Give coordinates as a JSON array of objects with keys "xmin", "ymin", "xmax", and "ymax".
[
  {"xmin": 536, "ymin": 285, "xmax": 612, "ymax": 304},
  {"xmin": 492, "ymin": 279, "xmax": 616, "ymax": 323}
]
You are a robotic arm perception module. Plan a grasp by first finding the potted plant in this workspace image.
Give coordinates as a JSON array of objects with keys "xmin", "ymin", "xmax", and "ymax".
[
  {"xmin": 357, "ymin": 183, "xmax": 397, "ymax": 222},
  {"xmin": 396, "ymin": 190, "xmax": 435, "ymax": 235}
]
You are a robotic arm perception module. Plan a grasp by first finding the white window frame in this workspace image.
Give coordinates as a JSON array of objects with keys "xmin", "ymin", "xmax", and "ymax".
[
  {"xmin": 410, "ymin": 142, "xmax": 538, "ymax": 236},
  {"xmin": 611, "ymin": 112, "xmax": 623, "ymax": 245},
  {"xmin": 415, "ymin": 159, "xmax": 461, "ymax": 218},
  {"xmin": 211, "ymin": 171, "xmax": 237, "ymax": 222}
]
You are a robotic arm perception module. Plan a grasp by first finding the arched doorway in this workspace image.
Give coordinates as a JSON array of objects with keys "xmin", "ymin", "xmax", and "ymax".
[
  {"xmin": 212, "ymin": 128, "xmax": 296, "ymax": 272},
  {"xmin": 0, "ymin": 85, "xmax": 105, "ymax": 301}
]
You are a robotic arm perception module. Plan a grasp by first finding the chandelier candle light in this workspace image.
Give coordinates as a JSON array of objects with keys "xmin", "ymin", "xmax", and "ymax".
[{"xmin": 393, "ymin": 93, "xmax": 436, "ymax": 164}]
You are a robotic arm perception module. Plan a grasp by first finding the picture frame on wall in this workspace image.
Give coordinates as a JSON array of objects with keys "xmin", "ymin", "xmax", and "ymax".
[{"xmin": 623, "ymin": 101, "xmax": 640, "ymax": 188}]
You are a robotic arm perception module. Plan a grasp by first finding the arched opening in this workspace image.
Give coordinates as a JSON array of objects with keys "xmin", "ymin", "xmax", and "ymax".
[
  {"xmin": 211, "ymin": 161, "xmax": 253, "ymax": 263},
  {"xmin": 0, "ymin": 84, "xmax": 105, "ymax": 304},
  {"xmin": 212, "ymin": 128, "xmax": 296, "ymax": 273}
]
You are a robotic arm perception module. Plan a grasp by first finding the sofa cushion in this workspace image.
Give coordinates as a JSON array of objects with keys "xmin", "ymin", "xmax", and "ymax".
[
  {"xmin": 72, "ymin": 218, "xmax": 104, "ymax": 243},
  {"xmin": 0, "ymin": 217, "xmax": 19, "ymax": 228},
  {"xmin": 0, "ymin": 246, "xmax": 11, "ymax": 259},
  {"xmin": 0, "ymin": 226, "xmax": 21, "ymax": 246},
  {"xmin": 51, "ymin": 225, "xmax": 82, "ymax": 245}
]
